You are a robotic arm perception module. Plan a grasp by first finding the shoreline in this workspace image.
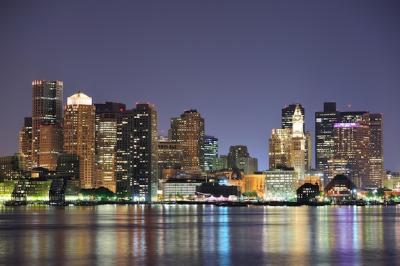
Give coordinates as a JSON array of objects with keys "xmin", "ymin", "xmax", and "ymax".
[{"xmin": 2, "ymin": 200, "xmax": 398, "ymax": 207}]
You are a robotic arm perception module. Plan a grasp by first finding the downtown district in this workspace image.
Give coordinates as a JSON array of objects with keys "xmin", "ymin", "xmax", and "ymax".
[{"xmin": 0, "ymin": 80, "xmax": 395, "ymax": 206}]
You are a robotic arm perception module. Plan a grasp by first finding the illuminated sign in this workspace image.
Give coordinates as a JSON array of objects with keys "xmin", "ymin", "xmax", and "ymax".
[{"xmin": 333, "ymin": 123, "xmax": 360, "ymax": 128}]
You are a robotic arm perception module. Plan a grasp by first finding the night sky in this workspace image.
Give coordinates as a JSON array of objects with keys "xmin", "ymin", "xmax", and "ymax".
[{"xmin": 1, "ymin": 1, "xmax": 400, "ymax": 170}]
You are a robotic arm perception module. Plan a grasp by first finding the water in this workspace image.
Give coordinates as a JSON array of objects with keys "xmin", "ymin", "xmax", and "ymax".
[{"xmin": 0, "ymin": 205, "xmax": 399, "ymax": 265}]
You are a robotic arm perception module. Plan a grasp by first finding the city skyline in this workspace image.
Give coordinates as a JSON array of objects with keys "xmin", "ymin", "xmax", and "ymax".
[{"xmin": 1, "ymin": 1, "xmax": 400, "ymax": 171}]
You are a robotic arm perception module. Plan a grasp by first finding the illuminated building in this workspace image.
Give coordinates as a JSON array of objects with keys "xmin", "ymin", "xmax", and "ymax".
[
  {"xmin": 31, "ymin": 80, "xmax": 63, "ymax": 168},
  {"xmin": 315, "ymin": 102, "xmax": 339, "ymax": 178},
  {"xmin": 329, "ymin": 120, "xmax": 370, "ymax": 188},
  {"xmin": 383, "ymin": 171, "xmax": 400, "ymax": 190},
  {"xmin": 227, "ymin": 145, "xmax": 258, "ymax": 174},
  {"xmin": 116, "ymin": 103, "xmax": 158, "ymax": 202},
  {"xmin": 94, "ymin": 102, "xmax": 126, "ymax": 193},
  {"xmin": 202, "ymin": 135, "xmax": 218, "ymax": 171},
  {"xmin": 316, "ymin": 103, "xmax": 384, "ymax": 188},
  {"xmin": 18, "ymin": 117, "xmax": 32, "ymax": 170},
  {"xmin": 265, "ymin": 169, "xmax": 298, "ymax": 201},
  {"xmin": 243, "ymin": 173, "xmax": 266, "ymax": 198},
  {"xmin": 368, "ymin": 113, "xmax": 384, "ymax": 188},
  {"xmin": 0, "ymin": 180, "xmax": 17, "ymax": 202},
  {"xmin": 157, "ymin": 136, "xmax": 183, "ymax": 181},
  {"xmin": 169, "ymin": 109, "xmax": 204, "ymax": 171},
  {"xmin": 324, "ymin": 174, "xmax": 357, "ymax": 201},
  {"xmin": 38, "ymin": 124, "xmax": 63, "ymax": 171},
  {"xmin": 269, "ymin": 104, "xmax": 308, "ymax": 179},
  {"xmin": 296, "ymin": 183, "xmax": 320, "ymax": 203},
  {"xmin": 269, "ymin": 128, "xmax": 292, "ymax": 169},
  {"xmin": 63, "ymin": 92, "xmax": 96, "ymax": 189},
  {"xmin": 12, "ymin": 178, "xmax": 52, "ymax": 202},
  {"xmin": 282, "ymin": 104, "xmax": 305, "ymax": 131},
  {"xmin": 163, "ymin": 178, "xmax": 203, "ymax": 200}
]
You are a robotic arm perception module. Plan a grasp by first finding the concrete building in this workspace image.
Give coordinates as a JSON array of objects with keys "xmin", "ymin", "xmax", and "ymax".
[
  {"xmin": 94, "ymin": 102, "xmax": 126, "ymax": 193},
  {"xmin": 116, "ymin": 103, "xmax": 158, "ymax": 202},
  {"xmin": 169, "ymin": 110, "xmax": 205, "ymax": 171},
  {"xmin": 63, "ymin": 92, "xmax": 96, "ymax": 189},
  {"xmin": 265, "ymin": 169, "xmax": 298, "ymax": 201},
  {"xmin": 31, "ymin": 80, "xmax": 63, "ymax": 168}
]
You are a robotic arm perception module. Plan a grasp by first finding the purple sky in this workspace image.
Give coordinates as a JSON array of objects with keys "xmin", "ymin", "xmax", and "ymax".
[{"xmin": 1, "ymin": 1, "xmax": 400, "ymax": 170}]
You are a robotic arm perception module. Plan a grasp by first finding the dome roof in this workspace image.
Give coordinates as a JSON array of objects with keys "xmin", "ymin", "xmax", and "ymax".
[{"xmin": 67, "ymin": 91, "xmax": 92, "ymax": 106}]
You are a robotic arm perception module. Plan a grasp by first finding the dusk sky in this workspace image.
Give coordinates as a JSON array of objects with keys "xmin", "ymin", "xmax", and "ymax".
[{"xmin": 1, "ymin": 0, "xmax": 400, "ymax": 170}]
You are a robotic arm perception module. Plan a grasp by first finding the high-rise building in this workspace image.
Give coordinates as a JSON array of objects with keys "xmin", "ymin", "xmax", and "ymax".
[
  {"xmin": 329, "ymin": 118, "xmax": 370, "ymax": 188},
  {"xmin": 94, "ymin": 102, "xmax": 126, "ymax": 193},
  {"xmin": 269, "ymin": 128, "xmax": 292, "ymax": 169},
  {"xmin": 315, "ymin": 103, "xmax": 384, "ymax": 188},
  {"xmin": 202, "ymin": 135, "xmax": 218, "ymax": 172},
  {"xmin": 315, "ymin": 102, "xmax": 339, "ymax": 177},
  {"xmin": 116, "ymin": 103, "xmax": 158, "ymax": 202},
  {"xmin": 158, "ymin": 136, "xmax": 183, "ymax": 180},
  {"xmin": 269, "ymin": 104, "xmax": 308, "ymax": 179},
  {"xmin": 169, "ymin": 110, "xmax": 205, "ymax": 171},
  {"xmin": 63, "ymin": 92, "xmax": 96, "ymax": 189},
  {"xmin": 18, "ymin": 117, "xmax": 32, "ymax": 170},
  {"xmin": 227, "ymin": 145, "xmax": 258, "ymax": 174},
  {"xmin": 38, "ymin": 124, "xmax": 63, "ymax": 171},
  {"xmin": 368, "ymin": 113, "xmax": 384, "ymax": 188},
  {"xmin": 31, "ymin": 80, "xmax": 63, "ymax": 168},
  {"xmin": 282, "ymin": 104, "xmax": 305, "ymax": 131}
]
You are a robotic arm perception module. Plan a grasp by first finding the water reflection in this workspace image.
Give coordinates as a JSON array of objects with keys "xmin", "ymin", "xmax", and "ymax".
[{"xmin": 1, "ymin": 205, "xmax": 400, "ymax": 265}]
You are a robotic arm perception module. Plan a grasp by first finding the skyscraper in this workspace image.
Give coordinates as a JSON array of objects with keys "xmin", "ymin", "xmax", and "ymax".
[
  {"xmin": 282, "ymin": 104, "xmax": 305, "ymax": 131},
  {"xmin": 18, "ymin": 117, "xmax": 32, "ymax": 171},
  {"xmin": 315, "ymin": 102, "xmax": 339, "ymax": 177},
  {"xmin": 158, "ymin": 136, "xmax": 183, "ymax": 180},
  {"xmin": 290, "ymin": 105, "xmax": 307, "ymax": 179},
  {"xmin": 368, "ymin": 113, "xmax": 384, "ymax": 188},
  {"xmin": 329, "ymin": 118, "xmax": 370, "ymax": 188},
  {"xmin": 202, "ymin": 135, "xmax": 218, "ymax": 172},
  {"xmin": 269, "ymin": 128, "xmax": 292, "ymax": 169},
  {"xmin": 169, "ymin": 110, "xmax": 205, "ymax": 172},
  {"xmin": 116, "ymin": 103, "xmax": 158, "ymax": 202},
  {"xmin": 94, "ymin": 102, "xmax": 126, "ymax": 193},
  {"xmin": 31, "ymin": 80, "xmax": 63, "ymax": 168},
  {"xmin": 63, "ymin": 92, "xmax": 96, "ymax": 189},
  {"xmin": 269, "ymin": 104, "xmax": 308, "ymax": 179},
  {"xmin": 38, "ymin": 124, "xmax": 63, "ymax": 171}
]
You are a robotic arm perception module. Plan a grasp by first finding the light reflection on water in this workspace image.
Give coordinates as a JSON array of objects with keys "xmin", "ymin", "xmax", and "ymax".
[{"xmin": 1, "ymin": 205, "xmax": 400, "ymax": 265}]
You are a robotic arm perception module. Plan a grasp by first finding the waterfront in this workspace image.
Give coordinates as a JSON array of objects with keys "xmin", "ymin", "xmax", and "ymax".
[{"xmin": 0, "ymin": 205, "xmax": 400, "ymax": 265}]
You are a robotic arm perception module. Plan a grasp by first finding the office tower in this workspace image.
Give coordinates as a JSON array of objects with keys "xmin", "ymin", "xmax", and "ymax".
[
  {"xmin": 38, "ymin": 124, "xmax": 63, "ymax": 170},
  {"xmin": 329, "ymin": 117, "xmax": 370, "ymax": 188},
  {"xmin": 227, "ymin": 145, "xmax": 258, "ymax": 174},
  {"xmin": 116, "ymin": 103, "xmax": 158, "ymax": 202},
  {"xmin": 31, "ymin": 80, "xmax": 63, "ymax": 168},
  {"xmin": 202, "ymin": 135, "xmax": 218, "ymax": 171},
  {"xmin": 290, "ymin": 105, "xmax": 307, "ymax": 179},
  {"xmin": 282, "ymin": 103, "xmax": 305, "ymax": 131},
  {"xmin": 368, "ymin": 113, "xmax": 384, "ymax": 188},
  {"xmin": 158, "ymin": 137, "xmax": 183, "ymax": 180},
  {"xmin": 269, "ymin": 104, "xmax": 308, "ymax": 179},
  {"xmin": 269, "ymin": 128, "xmax": 292, "ymax": 169},
  {"xmin": 315, "ymin": 102, "xmax": 339, "ymax": 177},
  {"xmin": 63, "ymin": 92, "xmax": 96, "ymax": 189},
  {"xmin": 18, "ymin": 117, "xmax": 32, "ymax": 170},
  {"xmin": 94, "ymin": 102, "xmax": 126, "ymax": 193},
  {"xmin": 169, "ymin": 110, "xmax": 205, "ymax": 171}
]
